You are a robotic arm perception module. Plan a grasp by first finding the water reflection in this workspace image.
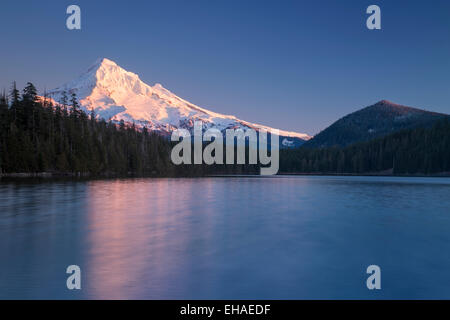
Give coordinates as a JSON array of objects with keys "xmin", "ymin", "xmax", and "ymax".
[
  {"xmin": 84, "ymin": 178, "xmax": 219, "ymax": 298},
  {"xmin": 0, "ymin": 176, "xmax": 450, "ymax": 299}
]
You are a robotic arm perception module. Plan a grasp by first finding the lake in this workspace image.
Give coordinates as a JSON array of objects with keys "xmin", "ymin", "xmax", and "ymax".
[{"xmin": 0, "ymin": 176, "xmax": 449, "ymax": 299}]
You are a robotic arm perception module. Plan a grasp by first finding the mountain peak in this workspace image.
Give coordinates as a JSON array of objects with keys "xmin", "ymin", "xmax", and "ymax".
[
  {"xmin": 47, "ymin": 59, "xmax": 311, "ymax": 142},
  {"xmin": 49, "ymin": 57, "xmax": 150, "ymax": 107},
  {"xmin": 91, "ymin": 57, "xmax": 118, "ymax": 68},
  {"xmin": 87, "ymin": 57, "xmax": 119, "ymax": 73},
  {"xmin": 375, "ymin": 99, "xmax": 403, "ymax": 107},
  {"xmin": 86, "ymin": 58, "xmax": 141, "ymax": 84},
  {"xmin": 99, "ymin": 57, "xmax": 117, "ymax": 65}
]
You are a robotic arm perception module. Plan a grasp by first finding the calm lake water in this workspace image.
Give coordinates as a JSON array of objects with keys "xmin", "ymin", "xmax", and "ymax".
[{"xmin": 0, "ymin": 176, "xmax": 449, "ymax": 299}]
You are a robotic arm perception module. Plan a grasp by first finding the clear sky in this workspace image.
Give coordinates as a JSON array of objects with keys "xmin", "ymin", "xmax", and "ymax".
[{"xmin": 1, "ymin": 0, "xmax": 449, "ymax": 135}]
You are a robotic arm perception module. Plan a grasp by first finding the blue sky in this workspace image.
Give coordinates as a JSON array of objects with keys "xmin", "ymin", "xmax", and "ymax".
[{"xmin": 1, "ymin": 0, "xmax": 449, "ymax": 134}]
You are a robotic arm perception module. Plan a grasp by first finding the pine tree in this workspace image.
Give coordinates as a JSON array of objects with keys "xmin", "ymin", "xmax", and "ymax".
[
  {"xmin": 90, "ymin": 108, "xmax": 96, "ymax": 121},
  {"xmin": 9, "ymin": 81, "xmax": 20, "ymax": 124},
  {"xmin": 70, "ymin": 92, "xmax": 80, "ymax": 118},
  {"xmin": 0, "ymin": 90, "xmax": 8, "ymax": 110},
  {"xmin": 0, "ymin": 90, "xmax": 8, "ymax": 174},
  {"xmin": 22, "ymin": 82, "xmax": 37, "ymax": 103},
  {"xmin": 22, "ymin": 82, "xmax": 39, "ymax": 141},
  {"xmin": 10, "ymin": 81, "xmax": 20, "ymax": 106},
  {"xmin": 59, "ymin": 90, "xmax": 68, "ymax": 112}
]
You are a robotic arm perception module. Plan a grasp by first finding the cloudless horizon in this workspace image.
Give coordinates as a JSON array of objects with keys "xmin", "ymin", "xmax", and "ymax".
[{"xmin": 1, "ymin": 0, "xmax": 449, "ymax": 135}]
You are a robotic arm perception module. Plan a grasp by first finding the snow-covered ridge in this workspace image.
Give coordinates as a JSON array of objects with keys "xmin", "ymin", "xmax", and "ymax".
[{"xmin": 48, "ymin": 58, "xmax": 311, "ymax": 140}]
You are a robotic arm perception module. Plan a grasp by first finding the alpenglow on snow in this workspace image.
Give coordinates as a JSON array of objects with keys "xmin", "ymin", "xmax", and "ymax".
[{"xmin": 48, "ymin": 58, "xmax": 311, "ymax": 144}]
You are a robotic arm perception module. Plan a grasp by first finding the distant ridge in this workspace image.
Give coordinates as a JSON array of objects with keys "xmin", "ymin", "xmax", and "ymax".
[{"xmin": 304, "ymin": 100, "xmax": 448, "ymax": 148}]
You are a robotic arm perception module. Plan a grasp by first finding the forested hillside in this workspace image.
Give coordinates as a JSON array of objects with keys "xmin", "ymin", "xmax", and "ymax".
[
  {"xmin": 280, "ymin": 119, "xmax": 450, "ymax": 175},
  {"xmin": 304, "ymin": 100, "xmax": 448, "ymax": 148},
  {"xmin": 0, "ymin": 82, "xmax": 180, "ymax": 175}
]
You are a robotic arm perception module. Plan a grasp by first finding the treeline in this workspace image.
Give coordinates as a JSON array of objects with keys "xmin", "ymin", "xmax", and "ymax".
[
  {"xmin": 1, "ymin": 82, "xmax": 447, "ymax": 177},
  {"xmin": 280, "ymin": 118, "xmax": 450, "ymax": 175},
  {"xmin": 0, "ymin": 82, "xmax": 181, "ymax": 176},
  {"xmin": 0, "ymin": 82, "xmax": 259, "ymax": 176}
]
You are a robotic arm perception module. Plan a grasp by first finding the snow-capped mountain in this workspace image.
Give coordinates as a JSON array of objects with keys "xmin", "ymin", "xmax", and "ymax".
[{"xmin": 48, "ymin": 58, "xmax": 311, "ymax": 143}]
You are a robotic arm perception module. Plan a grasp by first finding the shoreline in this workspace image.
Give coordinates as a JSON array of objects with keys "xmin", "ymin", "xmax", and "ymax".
[
  {"xmin": 1, "ymin": 171, "xmax": 450, "ymax": 179},
  {"xmin": 277, "ymin": 172, "xmax": 450, "ymax": 178}
]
